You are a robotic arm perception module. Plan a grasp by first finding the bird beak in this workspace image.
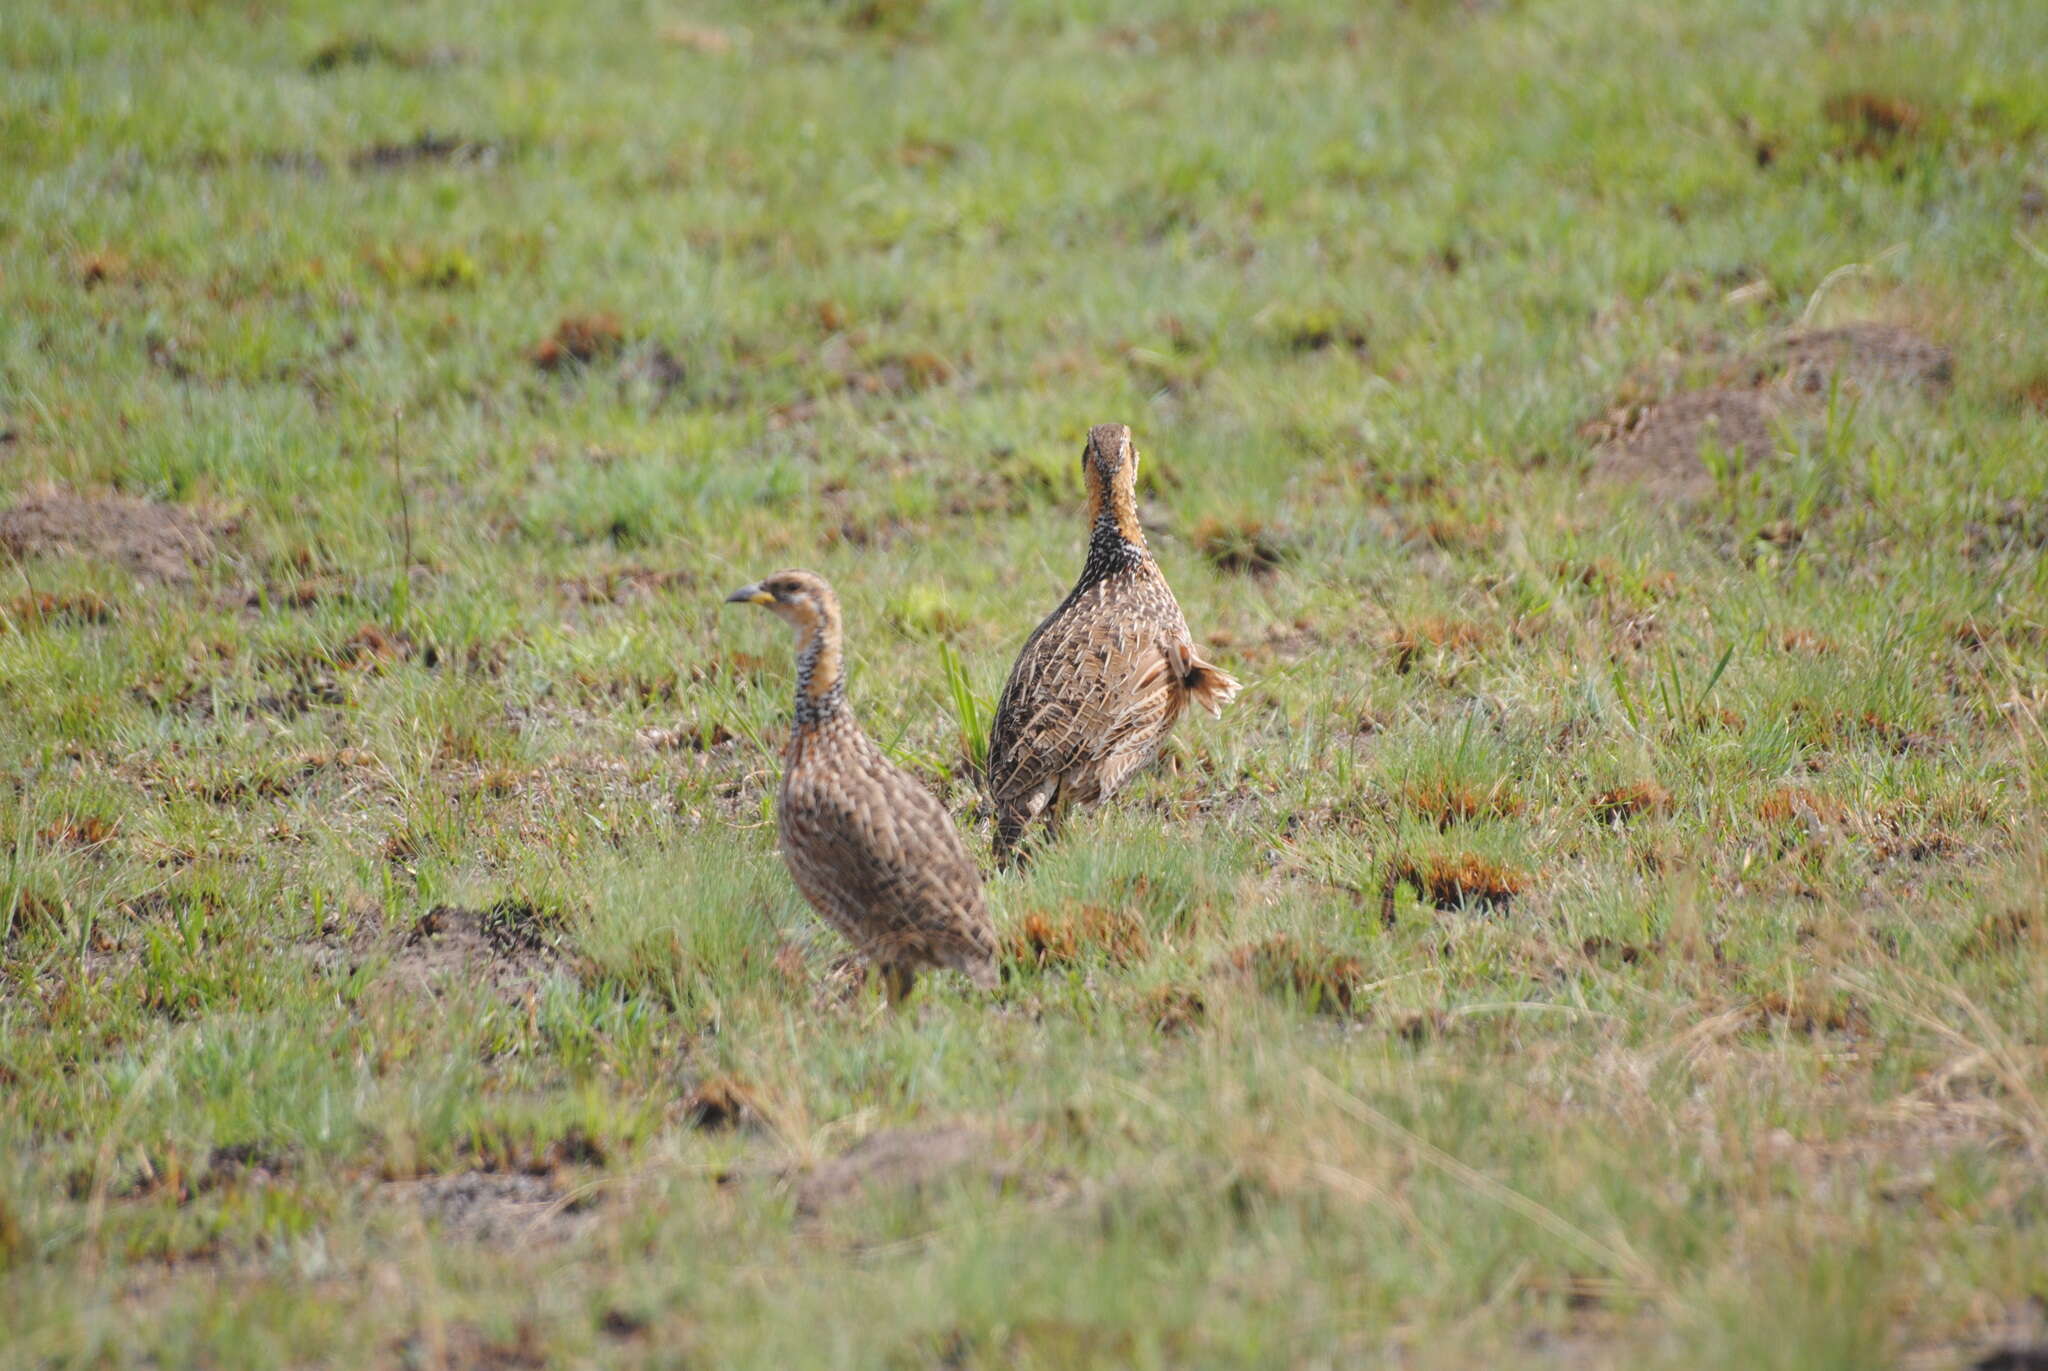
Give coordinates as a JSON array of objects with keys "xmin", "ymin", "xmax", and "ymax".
[{"xmin": 724, "ymin": 583, "xmax": 775, "ymax": 606}]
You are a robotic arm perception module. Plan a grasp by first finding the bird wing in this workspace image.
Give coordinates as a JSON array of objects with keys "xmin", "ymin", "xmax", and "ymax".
[
  {"xmin": 781, "ymin": 742, "xmax": 993, "ymax": 969},
  {"xmin": 987, "ymin": 579, "xmax": 1181, "ymax": 806}
]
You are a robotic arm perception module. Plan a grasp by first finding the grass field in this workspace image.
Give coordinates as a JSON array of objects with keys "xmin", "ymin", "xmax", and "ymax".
[{"xmin": 4, "ymin": 0, "xmax": 2047, "ymax": 1365}]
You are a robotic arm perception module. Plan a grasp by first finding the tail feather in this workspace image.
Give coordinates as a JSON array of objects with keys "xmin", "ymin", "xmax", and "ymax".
[{"xmin": 1172, "ymin": 641, "xmax": 1242, "ymax": 718}]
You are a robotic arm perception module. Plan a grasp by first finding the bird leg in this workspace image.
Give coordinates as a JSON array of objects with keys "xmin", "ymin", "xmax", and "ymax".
[
  {"xmin": 1042, "ymin": 789, "xmax": 1070, "ymax": 845},
  {"xmin": 993, "ymin": 813, "xmax": 1027, "ymax": 870},
  {"xmin": 882, "ymin": 963, "xmax": 918, "ymax": 1010}
]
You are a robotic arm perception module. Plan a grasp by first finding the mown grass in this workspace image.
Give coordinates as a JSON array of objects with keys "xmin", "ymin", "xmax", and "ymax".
[{"xmin": 3, "ymin": 0, "xmax": 2047, "ymax": 1366}]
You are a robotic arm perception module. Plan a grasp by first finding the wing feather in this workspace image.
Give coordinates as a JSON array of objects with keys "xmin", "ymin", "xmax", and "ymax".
[{"xmin": 781, "ymin": 731, "xmax": 993, "ymax": 973}]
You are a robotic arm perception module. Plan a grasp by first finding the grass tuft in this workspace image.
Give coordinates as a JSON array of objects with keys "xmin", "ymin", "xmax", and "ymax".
[
  {"xmin": 531, "ymin": 314, "xmax": 627, "ymax": 371},
  {"xmin": 1389, "ymin": 852, "xmax": 1530, "ymax": 911},
  {"xmin": 1005, "ymin": 905, "xmax": 1149, "ymax": 971},
  {"xmin": 1219, "ymin": 935, "xmax": 1368, "ymax": 1016}
]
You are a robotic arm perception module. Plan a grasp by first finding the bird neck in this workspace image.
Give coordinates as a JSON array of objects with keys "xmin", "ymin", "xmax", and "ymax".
[
  {"xmin": 1083, "ymin": 470, "xmax": 1149, "ymax": 582},
  {"xmin": 792, "ymin": 614, "xmax": 847, "ymax": 730}
]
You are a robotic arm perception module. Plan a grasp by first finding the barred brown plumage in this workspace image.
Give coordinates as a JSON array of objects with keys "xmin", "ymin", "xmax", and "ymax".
[
  {"xmin": 724, "ymin": 571, "xmax": 998, "ymax": 1007},
  {"xmin": 985, "ymin": 424, "xmax": 1241, "ymax": 866}
]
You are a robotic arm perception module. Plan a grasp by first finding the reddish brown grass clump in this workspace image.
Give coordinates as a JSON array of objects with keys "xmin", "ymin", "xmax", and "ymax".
[
  {"xmin": 1779, "ymin": 628, "xmax": 1834, "ymax": 655},
  {"xmin": 3, "ymin": 591, "xmax": 114, "ymax": 630},
  {"xmin": 2018, "ymin": 375, "xmax": 2048, "ymax": 417},
  {"xmin": 1219, "ymin": 935, "xmax": 1368, "ymax": 1015},
  {"xmin": 659, "ymin": 23, "xmax": 736, "ymax": 54},
  {"xmin": 1590, "ymin": 782, "xmax": 1670, "ymax": 822},
  {"xmin": 1139, "ymin": 984, "xmax": 1206, "ymax": 1035},
  {"xmin": 1385, "ymin": 618, "xmax": 1490, "ymax": 674},
  {"xmin": 337, "ymin": 624, "xmax": 412, "ymax": 668},
  {"xmin": 531, "ymin": 314, "xmax": 625, "ymax": 370},
  {"xmin": 1754, "ymin": 988, "xmax": 1867, "ymax": 1035},
  {"xmin": 1400, "ymin": 779, "xmax": 1524, "ymax": 828},
  {"xmin": 1006, "ymin": 905, "xmax": 1149, "ymax": 969},
  {"xmin": 1388, "ymin": 852, "xmax": 1528, "ymax": 911},
  {"xmin": 1756, "ymin": 787, "xmax": 1849, "ymax": 825},
  {"xmin": 38, "ymin": 816, "xmax": 117, "ymax": 848},
  {"xmin": 1962, "ymin": 907, "xmax": 2036, "ymax": 958},
  {"xmin": 679, "ymin": 1077, "xmax": 761, "ymax": 1131},
  {"xmin": 1191, "ymin": 516, "xmax": 1291, "ymax": 575},
  {"xmin": 76, "ymin": 251, "xmax": 131, "ymax": 288},
  {"xmin": 1823, "ymin": 91, "xmax": 1924, "ymax": 156}
]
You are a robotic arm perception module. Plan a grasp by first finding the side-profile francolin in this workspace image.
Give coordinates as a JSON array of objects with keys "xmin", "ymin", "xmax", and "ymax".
[
  {"xmin": 725, "ymin": 570, "xmax": 998, "ymax": 1006},
  {"xmin": 985, "ymin": 423, "xmax": 1241, "ymax": 866}
]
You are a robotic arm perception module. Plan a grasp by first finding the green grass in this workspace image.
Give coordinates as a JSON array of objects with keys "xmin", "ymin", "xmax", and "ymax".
[{"xmin": 3, "ymin": 0, "xmax": 2047, "ymax": 1365}]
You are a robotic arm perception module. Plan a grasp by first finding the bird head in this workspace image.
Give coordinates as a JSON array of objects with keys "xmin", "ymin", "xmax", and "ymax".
[
  {"xmin": 1081, "ymin": 422, "xmax": 1145, "ymax": 545},
  {"xmin": 722, "ymin": 569, "xmax": 839, "ymax": 631}
]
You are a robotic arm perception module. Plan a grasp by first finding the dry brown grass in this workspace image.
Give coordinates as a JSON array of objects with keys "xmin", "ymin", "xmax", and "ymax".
[
  {"xmin": 1753, "ymin": 988, "xmax": 1869, "ymax": 1036},
  {"xmin": 1190, "ymin": 516, "xmax": 1292, "ymax": 575},
  {"xmin": 678, "ymin": 1077, "xmax": 762, "ymax": 1131},
  {"xmin": 1823, "ymin": 91, "xmax": 1925, "ymax": 156},
  {"xmin": 74, "ymin": 250, "xmax": 131, "ymax": 288},
  {"xmin": 2, "ymin": 591, "xmax": 114, "ymax": 631},
  {"xmin": 659, "ymin": 23, "xmax": 736, "ymax": 55},
  {"xmin": 1589, "ymin": 782, "xmax": 1671, "ymax": 822},
  {"xmin": 1006, "ymin": 905, "xmax": 1150, "ymax": 969},
  {"xmin": 1400, "ymin": 779, "xmax": 1526, "ymax": 828},
  {"xmin": 1218, "ymin": 935, "xmax": 1368, "ymax": 1015},
  {"xmin": 1388, "ymin": 852, "xmax": 1530, "ymax": 910},
  {"xmin": 37, "ymin": 815, "xmax": 117, "ymax": 848},
  {"xmin": 1138, "ymin": 984, "xmax": 1206, "ymax": 1035},
  {"xmin": 531, "ymin": 313, "xmax": 626, "ymax": 370},
  {"xmin": 1757, "ymin": 787, "xmax": 1851, "ymax": 825},
  {"xmin": 1385, "ymin": 617, "xmax": 1491, "ymax": 673}
]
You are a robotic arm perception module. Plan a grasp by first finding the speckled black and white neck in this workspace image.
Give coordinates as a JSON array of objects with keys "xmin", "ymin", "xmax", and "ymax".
[
  {"xmin": 1079, "ymin": 516, "xmax": 1151, "ymax": 586},
  {"xmin": 792, "ymin": 631, "xmax": 848, "ymax": 730}
]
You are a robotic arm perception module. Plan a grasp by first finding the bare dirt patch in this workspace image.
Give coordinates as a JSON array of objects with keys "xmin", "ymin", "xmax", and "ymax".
[
  {"xmin": 792, "ymin": 1126, "xmax": 990, "ymax": 1217},
  {"xmin": 314, "ymin": 902, "xmax": 568, "ymax": 1001},
  {"xmin": 1587, "ymin": 389, "xmax": 1783, "ymax": 502},
  {"xmin": 0, "ymin": 490, "xmax": 227, "ymax": 584},
  {"xmin": 385, "ymin": 1170, "xmax": 595, "ymax": 1246},
  {"xmin": 1762, "ymin": 323, "xmax": 1953, "ymax": 397},
  {"xmin": 386, "ymin": 903, "xmax": 565, "ymax": 999},
  {"xmin": 1587, "ymin": 323, "xmax": 1950, "ymax": 502}
]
